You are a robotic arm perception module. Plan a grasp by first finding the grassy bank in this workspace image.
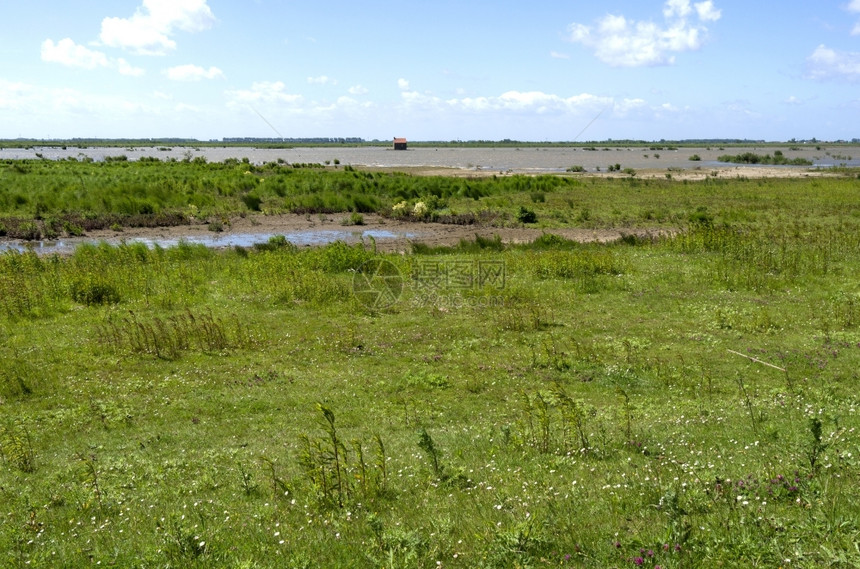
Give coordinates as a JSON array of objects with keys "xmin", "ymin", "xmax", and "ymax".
[
  {"xmin": 1, "ymin": 173, "xmax": 860, "ymax": 567},
  {"xmin": 1, "ymin": 158, "xmax": 859, "ymax": 240}
]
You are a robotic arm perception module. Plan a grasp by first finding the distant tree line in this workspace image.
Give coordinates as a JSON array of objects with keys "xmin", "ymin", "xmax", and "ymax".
[
  {"xmin": 1, "ymin": 137, "xmax": 857, "ymax": 147},
  {"xmin": 221, "ymin": 137, "xmax": 365, "ymax": 144}
]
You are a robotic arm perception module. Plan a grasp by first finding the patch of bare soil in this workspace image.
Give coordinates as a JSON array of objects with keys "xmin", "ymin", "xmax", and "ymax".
[
  {"xmin": 635, "ymin": 165, "xmax": 837, "ymax": 181},
  {"xmin": 364, "ymin": 165, "xmax": 839, "ymax": 180}
]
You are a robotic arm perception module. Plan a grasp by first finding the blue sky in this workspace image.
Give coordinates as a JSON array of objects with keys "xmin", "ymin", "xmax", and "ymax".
[{"xmin": 2, "ymin": 0, "xmax": 859, "ymax": 141}]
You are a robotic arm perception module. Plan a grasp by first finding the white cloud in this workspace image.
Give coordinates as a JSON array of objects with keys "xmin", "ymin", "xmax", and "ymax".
[
  {"xmin": 221, "ymin": 81, "xmax": 377, "ymax": 134},
  {"xmin": 387, "ymin": 88, "xmax": 684, "ymax": 137},
  {"xmin": 0, "ymin": 80, "xmax": 36, "ymax": 111},
  {"xmin": 100, "ymin": 18, "xmax": 176, "ymax": 55},
  {"xmin": 118, "ymin": 58, "xmax": 146, "ymax": 76},
  {"xmin": 399, "ymin": 89, "xmax": 613, "ymax": 117},
  {"xmin": 397, "ymin": 78, "xmax": 410, "ymax": 90},
  {"xmin": 307, "ymin": 75, "xmax": 337, "ymax": 85},
  {"xmin": 7, "ymin": 72, "xmax": 718, "ymax": 140},
  {"xmin": 663, "ymin": 0, "xmax": 692, "ymax": 19},
  {"xmin": 348, "ymin": 85, "xmax": 369, "ymax": 95},
  {"xmin": 380, "ymin": 88, "xmax": 699, "ymax": 139},
  {"xmin": 695, "ymin": 1, "xmax": 721, "ymax": 22},
  {"xmin": 41, "ymin": 38, "xmax": 109, "ymax": 69},
  {"xmin": 806, "ymin": 44, "xmax": 860, "ymax": 80},
  {"xmin": 174, "ymin": 103, "xmax": 201, "ymax": 113},
  {"xmin": 0, "ymin": 79, "xmax": 159, "ymax": 120},
  {"xmin": 333, "ymin": 96, "xmax": 372, "ymax": 111},
  {"xmin": 100, "ymin": 0, "xmax": 216, "ymax": 55},
  {"xmin": 566, "ymin": 0, "xmax": 721, "ymax": 67},
  {"xmin": 664, "ymin": 0, "xmax": 720, "ymax": 21},
  {"xmin": 501, "ymin": 91, "xmax": 609, "ymax": 113},
  {"xmin": 226, "ymin": 81, "xmax": 303, "ymax": 105},
  {"xmin": 41, "ymin": 38, "xmax": 146, "ymax": 76},
  {"xmin": 847, "ymin": 0, "xmax": 860, "ymax": 35},
  {"xmin": 550, "ymin": 51, "xmax": 570, "ymax": 59},
  {"xmin": 614, "ymin": 98, "xmax": 648, "ymax": 116},
  {"xmin": 165, "ymin": 64, "xmax": 223, "ymax": 81},
  {"xmin": 723, "ymin": 100, "xmax": 760, "ymax": 119}
]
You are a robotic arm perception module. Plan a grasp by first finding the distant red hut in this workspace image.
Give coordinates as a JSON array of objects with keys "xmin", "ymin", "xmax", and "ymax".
[{"xmin": 393, "ymin": 137, "xmax": 407, "ymax": 150}]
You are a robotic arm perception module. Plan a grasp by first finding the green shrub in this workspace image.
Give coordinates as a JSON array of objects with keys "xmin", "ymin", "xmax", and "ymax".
[
  {"xmin": 63, "ymin": 221, "xmax": 84, "ymax": 236},
  {"xmin": 526, "ymin": 233, "xmax": 578, "ymax": 250},
  {"xmin": 43, "ymin": 218, "xmax": 62, "ymax": 239},
  {"xmin": 71, "ymin": 279, "xmax": 121, "ymax": 306},
  {"xmin": 17, "ymin": 221, "xmax": 41, "ymax": 240},
  {"xmin": 718, "ymin": 152, "xmax": 812, "ymax": 166},
  {"xmin": 405, "ymin": 369, "xmax": 450, "ymax": 390},
  {"xmin": 517, "ymin": 206, "xmax": 537, "ymax": 224},
  {"xmin": 253, "ymin": 234, "xmax": 296, "ymax": 252},
  {"xmin": 531, "ymin": 249, "xmax": 625, "ymax": 280},
  {"xmin": 241, "ymin": 194, "xmax": 262, "ymax": 211},
  {"xmin": 688, "ymin": 206, "xmax": 714, "ymax": 227},
  {"xmin": 470, "ymin": 233, "xmax": 504, "ymax": 251},
  {"xmin": 341, "ymin": 212, "xmax": 365, "ymax": 226}
]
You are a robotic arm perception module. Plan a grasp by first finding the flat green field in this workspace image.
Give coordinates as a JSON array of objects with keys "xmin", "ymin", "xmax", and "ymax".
[{"xmin": 2, "ymin": 159, "xmax": 860, "ymax": 567}]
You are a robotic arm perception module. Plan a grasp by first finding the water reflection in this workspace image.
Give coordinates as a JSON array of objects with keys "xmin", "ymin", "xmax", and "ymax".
[
  {"xmin": 2, "ymin": 145, "xmax": 856, "ymax": 170},
  {"xmin": 0, "ymin": 229, "xmax": 415, "ymax": 255}
]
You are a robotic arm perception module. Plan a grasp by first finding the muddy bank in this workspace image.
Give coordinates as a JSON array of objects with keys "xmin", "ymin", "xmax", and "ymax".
[
  {"xmin": 0, "ymin": 163, "xmax": 837, "ymax": 255},
  {"xmin": 395, "ymin": 164, "xmax": 842, "ymax": 180},
  {"xmin": 0, "ymin": 213, "xmax": 673, "ymax": 255}
]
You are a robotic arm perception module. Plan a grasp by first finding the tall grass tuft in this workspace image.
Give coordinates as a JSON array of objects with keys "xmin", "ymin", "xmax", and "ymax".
[
  {"xmin": 96, "ymin": 309, "xmax": 258, "ymax": 359},
  {"xmin": 298, "ymin": 404, "xmax": 388, "ymax": 507},
  {"xmin": 0, "ymin": 419, "xmax": 36, "ymax": 473}
]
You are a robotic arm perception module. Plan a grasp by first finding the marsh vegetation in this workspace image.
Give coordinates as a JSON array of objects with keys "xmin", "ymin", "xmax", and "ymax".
[
  {"xmin": 717, "ymin": 150, "xmax": 813, "ymax": 166},
  {"xmin": 1, "ymin": 158, "xmax": 860, "ymax": 567}
]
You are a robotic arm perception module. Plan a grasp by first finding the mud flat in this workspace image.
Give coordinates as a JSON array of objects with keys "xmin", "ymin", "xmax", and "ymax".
[
  {"xmin": 0, "ymin": 213, "xmax": 673, "ymax": 255},
  {"xmin": 2, "ymin": 144, "xmax": 858, "ymax": 172}
]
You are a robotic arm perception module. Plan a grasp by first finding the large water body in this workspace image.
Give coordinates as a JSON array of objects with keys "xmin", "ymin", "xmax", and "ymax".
[{"xmin": 2, "ymin": 144, "xmax": 858, "ymax": 171}]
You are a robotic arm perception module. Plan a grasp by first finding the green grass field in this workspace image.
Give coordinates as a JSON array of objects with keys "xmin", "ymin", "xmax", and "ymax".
[{"xmin": 1, "ymin": 159, "xmax": 860, "ymax": 567}]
